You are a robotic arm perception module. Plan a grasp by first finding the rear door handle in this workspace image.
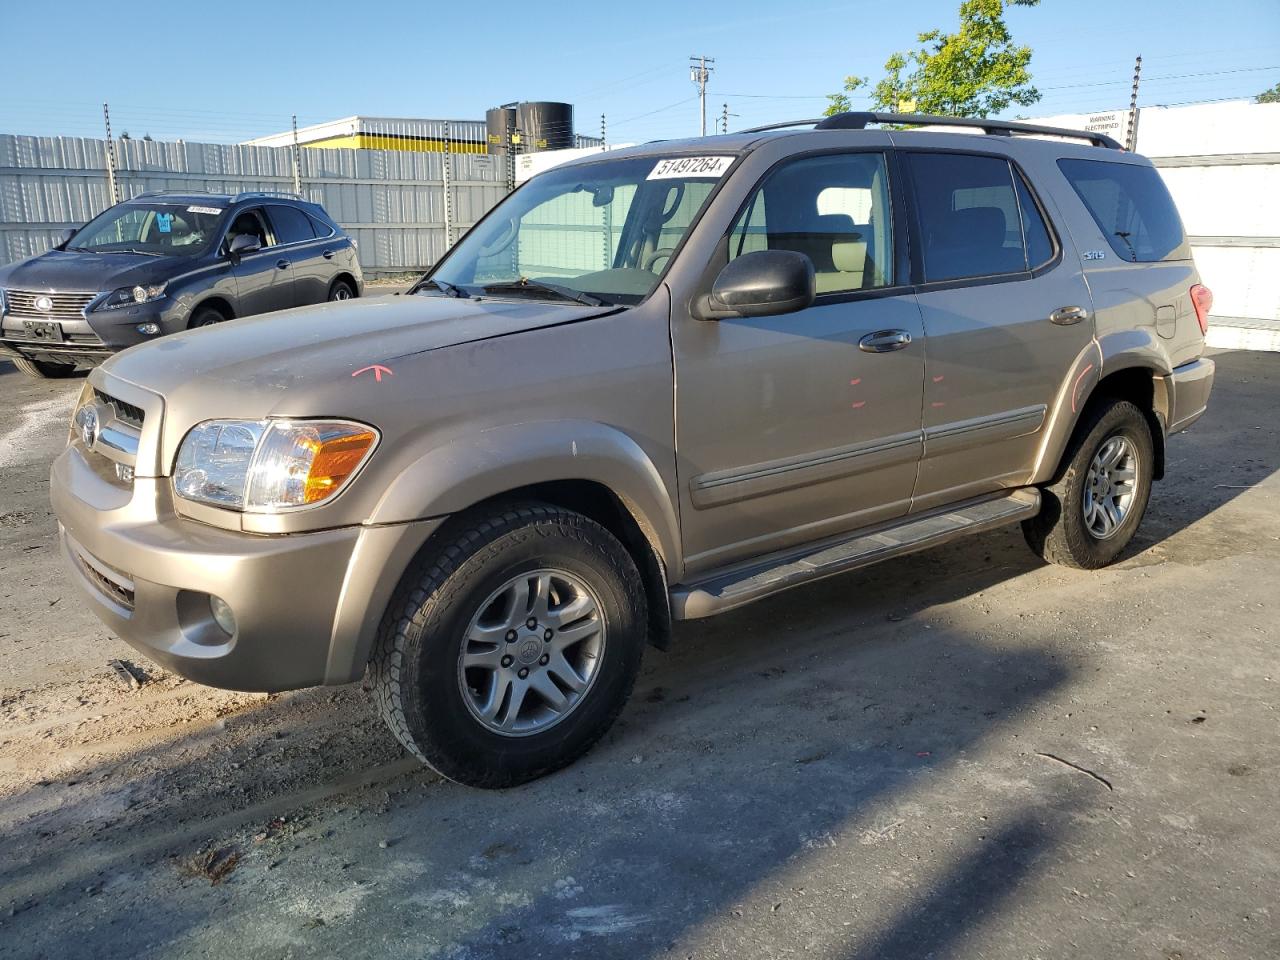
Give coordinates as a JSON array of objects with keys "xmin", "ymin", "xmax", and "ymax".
[
  {"xmin": 858, "ymin": 329, "xmax": 913, "ymax": 353},
  {"xmin": 322, "ymin": 249, "xmax": 334, "ymax": 260},
  {"xmin": 1050, "ymin": 305, "xmax": 1089, "ymax": 325},
  {"xmin": 276, "ymin": 259, "xmax": 291, "ymax": 270}
]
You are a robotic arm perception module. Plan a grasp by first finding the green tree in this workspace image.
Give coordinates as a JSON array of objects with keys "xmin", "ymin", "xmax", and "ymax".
[
  {"xmin": 825, "ymin": 0, "xmax": 1042, "ymax": 119},
  {"xmin": 1258, "ymin": 83, "xmax": 1280, "ymax": 104}
]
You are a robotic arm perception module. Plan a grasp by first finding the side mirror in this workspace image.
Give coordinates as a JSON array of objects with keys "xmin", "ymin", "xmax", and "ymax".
[
  {"xmin": 57, "ymin": 228, "xmax": 77, "ymax": 248},
  {"xmin": 228, "ymin": 234, "xmax": 262, "ymax": 257},
  {"xmin": 694, "ymin": 250, "xmax": 816, "ymax": 320}
]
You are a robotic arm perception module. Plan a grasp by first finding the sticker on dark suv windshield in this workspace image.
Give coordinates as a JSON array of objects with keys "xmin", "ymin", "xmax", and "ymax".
[
  {"xmin": 187, "ymin": 205, "xmax": 223, "ymax": 215},
  {"xmin": 155, "ymin": 212, "xmax": 173, "ymax": 233},
  {"xmin": 647, "ymin": 156, "xmax": 733, "ymax": 180}
]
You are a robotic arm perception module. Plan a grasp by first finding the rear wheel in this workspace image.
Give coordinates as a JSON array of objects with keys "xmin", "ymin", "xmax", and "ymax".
[
  {"xmin": 328, "ymin": 279, "xmax": 355, "ymax": 302},
  {"xmin": 1022, "ymin": 398, "xmax": 1155, "ymax": 569},
  {"xmin": 370, "ymin": 503, "xmax": 647, "ymax": 788},
  {"xmin": 11, "ymin": 356, "xmax": 80, "ymax": 379}
]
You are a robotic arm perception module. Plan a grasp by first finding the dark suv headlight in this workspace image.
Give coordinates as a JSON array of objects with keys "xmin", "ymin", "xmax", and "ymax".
[{"xmin": 97, "ymin": 283, "xmax": 167, "ymax": 311}]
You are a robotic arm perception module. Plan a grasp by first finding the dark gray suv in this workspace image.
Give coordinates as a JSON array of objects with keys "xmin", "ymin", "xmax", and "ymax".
[{"xmin": 0, "ymin": 191, "xmax": 362, "ymax": 378}]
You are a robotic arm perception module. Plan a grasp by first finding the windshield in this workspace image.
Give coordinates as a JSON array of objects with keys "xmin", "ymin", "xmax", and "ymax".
[
  {"xmin": 67, "ymin": 201, "xmax": 227, "ymax": 257},
  {"xmin": 426, "ymin": 154, "xmax": 735, "ymax": 305}
]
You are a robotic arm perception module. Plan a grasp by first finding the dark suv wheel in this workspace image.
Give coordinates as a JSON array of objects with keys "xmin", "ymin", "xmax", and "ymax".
[
  {"xmin": 328, "ymin": 279, "xmax": 355, "ymax": 301},
  {"xmin": 12, "ymin": 357, "xmax": 81, "ymax": 379},
  {"xmin": 1022, "ymin": 398, "xmax": 1155, "ymax": 569},
  {"xmin": 369, "ymin": 503, "xmax": 647, "ymax": 788}
]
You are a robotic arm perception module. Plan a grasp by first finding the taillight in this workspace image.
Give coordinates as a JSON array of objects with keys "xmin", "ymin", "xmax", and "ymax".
[{"xmin": 1190, "ymin": 284, "xmax": 1212, "ymax": 335}]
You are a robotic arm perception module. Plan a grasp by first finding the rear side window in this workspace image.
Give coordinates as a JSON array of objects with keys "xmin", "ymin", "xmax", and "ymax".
[
  {"xmin": 906, "ymin": 152, "xmax": 1041, "ymax": 282},
  {"xmin": 728, "ymin": 152, "xmax": 895, "ymax": 295},
  {"xmin": 1057, "ymin": 159, "xmax": 1187, "ymax": 262},
  {"xmin": 266, "ymin": 205, "xmax": 316, "ymax": 245},
  {"xmin": 306, "ymin": 211, "xmax": 336, "ymax": 238}
]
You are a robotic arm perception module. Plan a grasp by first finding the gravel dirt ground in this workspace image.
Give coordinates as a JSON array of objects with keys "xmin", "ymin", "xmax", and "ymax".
[{"xmin": 0, "ymin": 349, "xmax": 1277, "ymax": 960}]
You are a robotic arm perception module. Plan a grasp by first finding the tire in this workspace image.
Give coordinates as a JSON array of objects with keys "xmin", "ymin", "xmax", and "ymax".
[
  {"xmin": 188, "ymin": 306, "xmax": 226, "ymax": 329},
  {"xmin": 328, "ymin": 279, "xmax": 355, "ymax": 302},
  {"xmin": 11, "ymin": 356, "xmax": 80, "ymax": 379},
  {"xmin": 1022, "ymin": 398, "xmax": 1155, "ymax": 569},
  {"xmin": 370, "ymin": 503, "xmax": 647, "ymax": 788}
]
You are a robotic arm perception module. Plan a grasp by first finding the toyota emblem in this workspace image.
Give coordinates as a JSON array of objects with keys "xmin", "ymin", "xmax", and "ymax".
[
  {"xmin": 74, "ymin": 405, "xmax": 101, "ymax": 450},
  {"xmin": 34, "ymin": 295, "xmax": 54, "ymax": 312}
]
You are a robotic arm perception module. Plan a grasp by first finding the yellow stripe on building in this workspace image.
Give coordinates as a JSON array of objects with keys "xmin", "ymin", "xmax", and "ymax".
[{"xmin": 303, "ymin": 134, "xmax": 488, "ymax": 154}]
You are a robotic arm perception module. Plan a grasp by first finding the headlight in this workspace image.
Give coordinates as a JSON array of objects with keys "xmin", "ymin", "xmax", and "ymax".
[
  {"xmin": 97, "ymin": 283, "xmax": 167, "ymax": 310},
  {"xmin": 173, "ymin": 419, "xmax": 378, "ymax": 512}
]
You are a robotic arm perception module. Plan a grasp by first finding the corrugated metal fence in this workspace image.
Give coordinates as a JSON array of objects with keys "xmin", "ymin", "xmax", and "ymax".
[{"xmin": 0, "ymin": 134, "xmax": 510, "ymax": 274}]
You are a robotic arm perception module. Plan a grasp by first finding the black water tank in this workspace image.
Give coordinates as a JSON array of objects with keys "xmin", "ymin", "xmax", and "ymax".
[
  {"xmin": 515, "ymin": 102, "xmax": 574, "ymax": 152},
  {"xmin": 486, "ymin": 106, "xmax": 517, "ymax": 155}
]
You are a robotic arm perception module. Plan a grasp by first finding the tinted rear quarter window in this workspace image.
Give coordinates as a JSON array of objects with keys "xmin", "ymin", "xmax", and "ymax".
[
  {"xmin": 1057, "ymin": 159, "xmax": 1187, "ymax": 262},
  {"xmin": 267, "ymin": 204, "xmax": 316, "ymax": 245}
]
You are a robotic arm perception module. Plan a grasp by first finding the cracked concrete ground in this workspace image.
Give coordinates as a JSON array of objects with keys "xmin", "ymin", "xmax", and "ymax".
[{"xmin": 0, "ymin": 349, "xmax": 1277, "ymax": 960}]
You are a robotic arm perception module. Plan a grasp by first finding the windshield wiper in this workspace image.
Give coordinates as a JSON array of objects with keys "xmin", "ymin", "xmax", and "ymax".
[
  {"xmin": 414, "ymin": 278, "xmax": 469, "ymax": 298},
  {"xmin": 482, "ymin": 278, "xmax": 607, "ymax": 306}
]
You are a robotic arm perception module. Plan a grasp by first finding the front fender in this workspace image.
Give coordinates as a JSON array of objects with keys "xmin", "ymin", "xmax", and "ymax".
[{"xmin": 368, "ymin": 418, "xmax": 682, "ymax": 575}]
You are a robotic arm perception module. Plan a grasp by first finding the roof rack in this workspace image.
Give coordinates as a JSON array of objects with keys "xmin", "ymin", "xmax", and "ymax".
[
  {"xmin": 741, "ymin": 111, "xmax": 1123, "ymax": 150},
  {"xmin": 232, "ymin": 190, "xmax": 304, "ymax": 201},
  {"xmin": 132, "ymin": 189, "xmax": 219, "ymax": 199}
]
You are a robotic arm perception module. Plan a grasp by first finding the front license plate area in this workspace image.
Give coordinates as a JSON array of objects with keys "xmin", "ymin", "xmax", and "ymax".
[{"xmin": 22, "ymin": 320, "xmax": 64, "ymax": 342}]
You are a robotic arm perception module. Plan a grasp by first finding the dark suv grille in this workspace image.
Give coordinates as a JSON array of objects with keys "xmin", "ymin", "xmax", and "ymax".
[{"xmin": 4, "ymin": 289, "xmax": 97, "ymax": 321}]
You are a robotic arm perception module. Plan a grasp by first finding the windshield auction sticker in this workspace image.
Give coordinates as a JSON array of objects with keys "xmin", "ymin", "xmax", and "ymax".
[
  {"xmin": 647, "ymin": 156, "xmax": 734, "ymax": 180},
  {"xmin": 187, "ymin": 205, "xmax": 224, "ymax": 215}
]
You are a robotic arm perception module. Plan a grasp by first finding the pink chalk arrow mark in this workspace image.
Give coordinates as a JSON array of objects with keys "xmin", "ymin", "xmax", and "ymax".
[{"xmin": 352, "ymin": 364, "xmax": 393, "ymax": 382}]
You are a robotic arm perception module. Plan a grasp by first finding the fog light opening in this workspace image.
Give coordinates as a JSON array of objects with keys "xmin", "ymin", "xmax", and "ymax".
[
  {"xmin": 209, "ymin": 595, "xmax": 236, "ymax": 636},
  {"xmin": 136, "ymin": 322, "xmax": 161, "ymax": 335}
]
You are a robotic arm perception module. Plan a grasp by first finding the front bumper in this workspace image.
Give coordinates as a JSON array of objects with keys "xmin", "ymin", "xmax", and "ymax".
[
  {"xmin": 51, "ymin": 443, "xmax": 441, "ymax": 692},
  {"xmin": 1, "ymin": 299, "xmax": 187, "ymax": 364},
  {"xmin": 1168, "ymin": 357, "xmax": 1215, "ymax": 434}
]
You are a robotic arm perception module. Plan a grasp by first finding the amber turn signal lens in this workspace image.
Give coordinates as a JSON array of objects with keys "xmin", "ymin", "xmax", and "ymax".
[{"xmin": 302, "ymin": 430, "xmax": 377, "ymax": 504}]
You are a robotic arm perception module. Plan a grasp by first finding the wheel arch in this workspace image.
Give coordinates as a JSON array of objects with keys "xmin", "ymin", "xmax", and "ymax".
[
  {"xmin": 188, "ymin": 295, "xmax": 235, "ymax": 326},
  {"xmin": 329, "ymin": 273, "xmax": 359, "ymax": 297},
  {"xmin": 365, "ymin": 420, "xmax": 681, "ymax": 651}
]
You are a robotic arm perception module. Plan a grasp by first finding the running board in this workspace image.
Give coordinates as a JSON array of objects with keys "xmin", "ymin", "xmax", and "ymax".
[{"xmin": 670, "ymin": 489, "xmax": 1041, "ymax": 620}]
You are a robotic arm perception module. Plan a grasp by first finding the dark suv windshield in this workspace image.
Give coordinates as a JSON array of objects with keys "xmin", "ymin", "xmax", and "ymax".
[
  {"xmin": 68, "ymin": 201, "xmax": 228, "ymax": 258},
  {"xmin": 427, "ymin": 154, "xmax": 734, "ymax": 305}
]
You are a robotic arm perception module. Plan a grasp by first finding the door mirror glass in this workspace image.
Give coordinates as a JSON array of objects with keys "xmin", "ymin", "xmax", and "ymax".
[
  {"xmin": 699, "ymin": 249, "xmax": 815, "ymax": 319},
  {"xmin": 228, "ymin": 233, "xmax": 262, "ymax": 256}
]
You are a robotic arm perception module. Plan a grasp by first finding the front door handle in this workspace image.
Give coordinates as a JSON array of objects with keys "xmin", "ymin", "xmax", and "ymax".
[
  {"xmin": 859, "ymin": 329, "xmax": 913, "ymax": 353},
  {"xmin": 1050, "ymin": 305, "xmax": 1089, "ymax": 325},
  {"xmin": 276, "ymin": 259, "xmax": 291, "ymax": 270}
]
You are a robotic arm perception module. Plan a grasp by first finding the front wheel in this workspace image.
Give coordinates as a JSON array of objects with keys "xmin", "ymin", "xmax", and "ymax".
[
  {"xmin": 369, "ymin": 504, "xmax": 647, "ymax": 788},
  {"xmin": 12, "ymin": 356, "xmax": 81, "ymax": 379},
  {"xmin": 1022, "ymin": 398, "xmax": 1155, "ymax": 569}
]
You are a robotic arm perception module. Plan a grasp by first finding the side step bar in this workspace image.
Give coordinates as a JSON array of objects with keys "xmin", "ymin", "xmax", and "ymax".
[{"xmin": 670, "ymin": 489, "xmax": 1041, "ymax": 620}]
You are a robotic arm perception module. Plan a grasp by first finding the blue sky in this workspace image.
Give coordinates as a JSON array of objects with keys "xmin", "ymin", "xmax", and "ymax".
[{"xmin": 2, "ymin": 0, "xmax": 1277, "ymax": 144}]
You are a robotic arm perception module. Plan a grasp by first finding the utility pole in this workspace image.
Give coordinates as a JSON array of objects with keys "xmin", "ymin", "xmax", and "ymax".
[
  {"xmin": 1125, "ymin": 55, "xmax": 1142, "ymax": 152},
  {"xmin": 102, "ymin": 102, "xmax": 121, "ymax": 205},
  {"xmin": 690, "ymin": 55, "xmax": 715, "ymax": 136},
  {"xmin": 442, "ymin": 121, "xmax": 454, "ymax": 248},
  {"xmin": 290, "ymin": 114, "xmax": 302, "ymax": 195}
]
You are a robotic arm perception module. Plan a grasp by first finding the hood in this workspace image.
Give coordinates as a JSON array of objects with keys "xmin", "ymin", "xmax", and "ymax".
[
  {"xmin": 102, "ymin": 292, "xmax": 616, "ymax": 414},
  {"xmin": 0, "ymin": 248, "xmax": 180, "ymax": 293}
]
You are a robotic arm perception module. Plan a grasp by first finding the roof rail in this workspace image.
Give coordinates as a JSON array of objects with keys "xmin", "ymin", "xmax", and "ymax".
[
  {"xmin": 131, "ymin": 189, "xmax": 218, "ymax": 199},
  {"xmin": 232, "ymin": 190, "xmax": 304, "ymax": 201},
  {"xmin": 741, "ymin": 111, "xmax": 1123, "ymax": 150}
]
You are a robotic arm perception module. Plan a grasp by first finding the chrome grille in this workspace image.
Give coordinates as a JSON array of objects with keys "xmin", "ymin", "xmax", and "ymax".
[
  {"xmin": 4, "ymin": 288, "xmax": 97, "ymax": 321},
  {"xmin": 94, "ymin": 389, "xmax": 145, "ymax": 429}
]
